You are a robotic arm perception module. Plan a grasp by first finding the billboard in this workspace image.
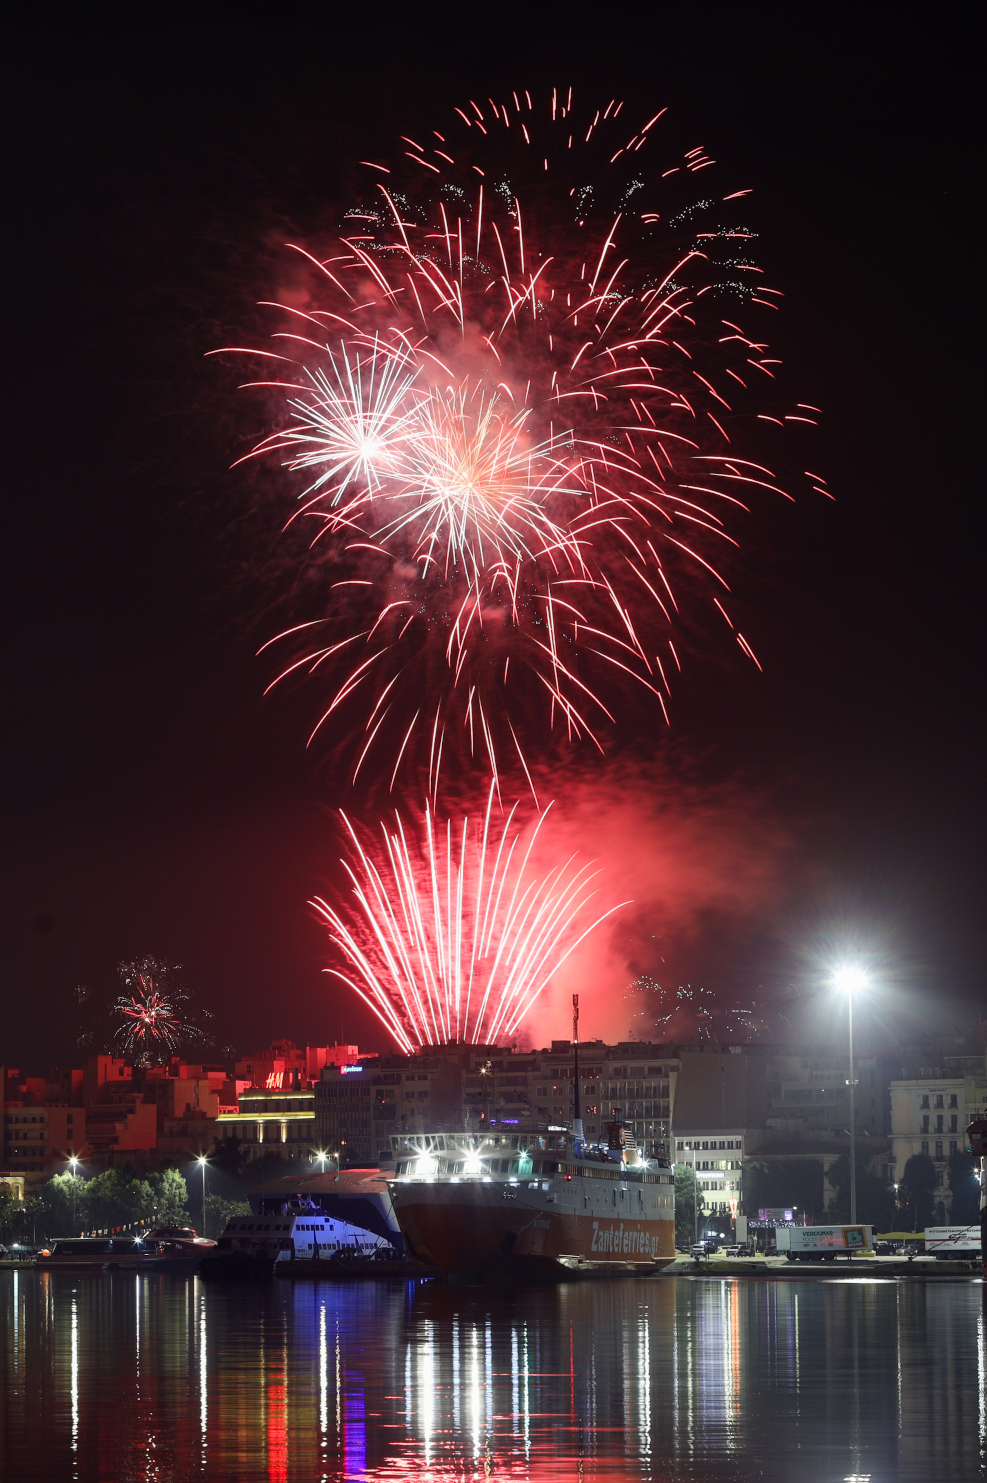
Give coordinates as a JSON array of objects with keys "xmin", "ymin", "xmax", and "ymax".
[{"xmin": 759, "ymin": 1208, "xmax": 794, "ymax": 1222}]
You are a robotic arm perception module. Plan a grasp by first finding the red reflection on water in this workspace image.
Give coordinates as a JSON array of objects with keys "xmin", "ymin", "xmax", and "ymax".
[{"xmin": 267, "ymin": 1364, "xmax": 287, "ymax": 1482}]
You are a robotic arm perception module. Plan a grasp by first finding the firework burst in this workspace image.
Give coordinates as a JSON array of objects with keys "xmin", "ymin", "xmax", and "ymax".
[
  {"xmin": 221, "ymin": 89, "xmax": 823, "ymax": 796},
  {"xmin": 311, "ymin": 787, "xmax": 627, "ymax": 1051},
  {"xmin": 113, "ymin": 956, "xmax": 205, "ymax": 1063}
]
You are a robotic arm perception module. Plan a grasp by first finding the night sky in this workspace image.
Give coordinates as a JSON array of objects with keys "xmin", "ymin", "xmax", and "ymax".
[{"xmin": 3, "ymin": 6, "xmax": 980, "ymax": 1068}]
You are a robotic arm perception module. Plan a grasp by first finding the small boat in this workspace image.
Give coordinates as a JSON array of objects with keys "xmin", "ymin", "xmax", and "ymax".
[
  {"xmin": 36, "ymin": 1231, "xmax": 216, "ymax": 1272},
  {"xmin": 200, "ymin": 1197, "xmax": 390, "ymax": 1280},
  {"xmin": 145, "ymin": 1226, "xmax": 217, "ymax": 1261}
]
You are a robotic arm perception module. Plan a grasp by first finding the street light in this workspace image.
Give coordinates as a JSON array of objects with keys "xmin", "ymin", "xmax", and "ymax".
[
  {"xmin": 196, "ymin": 1156, "xmax": 208, "ymax": 1234},
  {"xmin": 833, "ymin": 966, "xmax": 868, "ymax": 1226},
  {"xmin": 67, "ymin": 1156, "xmax": 81, "ymax": 1234}
]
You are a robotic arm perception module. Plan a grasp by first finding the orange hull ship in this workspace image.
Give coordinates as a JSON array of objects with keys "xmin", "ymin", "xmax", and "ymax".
[{"xmin": 387, "ymin": 1129, "xmax": 675, "ymax": 1277}]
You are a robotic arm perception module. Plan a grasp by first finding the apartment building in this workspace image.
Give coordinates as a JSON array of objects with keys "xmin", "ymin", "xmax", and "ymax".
[
  {"xmin": 315, "ymin": 1041, "xmax": 680, "ymax": 1168},
  {"xmin": 674, "ymin": 1130, "xmax": 746, "ymax": 1217},
  {"xmin": 890, "ymin": 1053, "xmax": 987, "ymax": 1209}
]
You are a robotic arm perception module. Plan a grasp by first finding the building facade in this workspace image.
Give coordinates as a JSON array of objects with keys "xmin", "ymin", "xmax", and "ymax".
[
  {"xmin": 673, "ymin": 1131, "xmax": 746, "ymax": 1219},
  {"xmin": 315, "ymin": 1042, "xmax": 680, "ymax": 1168},
  {"xmin": 215, "ymin": 1078, "xmax": 317, "ymax": 1161},
  {"xmin": 890, "ymin": 1053, "xmax": 987, "ymax": 1214}
]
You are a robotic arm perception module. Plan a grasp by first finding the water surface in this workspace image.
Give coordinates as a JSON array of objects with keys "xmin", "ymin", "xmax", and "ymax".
[{"xmin": 1, "ymin": 1270, "xmax": 983, "ymax": 1480}]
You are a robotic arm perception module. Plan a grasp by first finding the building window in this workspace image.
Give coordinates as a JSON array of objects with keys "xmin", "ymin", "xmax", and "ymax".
[
  {"xmin": 934, "ymin": 1095, "xmax": 944, "ymax": 1109},
  {"xmin": 949, "ymin": 1116, "xmax": 958, "ymax": 1132},
  {"xmin": 920, "ymin": 1141, "xmax": 929, "ymax": 1156},
  {"xmin": 935, "ymin": 1141, "xmax": 943, "ymax": 1158},
  {"xmin": 949, "ymin": 1140, "xmax": 958, "ymax": 1155},
  {"xmin": 948, "ymin": 1094, "xmax": 958, "ymax": 1109},
  {"xmin": 920, "ymin": 1094, "xmax": 929, "ymax": 1109},
  {"xmin": 921, "ymin": 1116, "xmax": 929, "ymax": 1133}
]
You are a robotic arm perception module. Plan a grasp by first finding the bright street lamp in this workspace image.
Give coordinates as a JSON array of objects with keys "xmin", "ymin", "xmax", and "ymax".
[
  {"xmin": 67, "ymin": 1156, "xmax": 81, "ymax": 1234},
  {"xmin": 196, "ymin": 1156, "xmax": 208, "ymax": 1232},
  {"xmin": 833, "ymin": 967, "xmax": 869, "ymax": 1226}
]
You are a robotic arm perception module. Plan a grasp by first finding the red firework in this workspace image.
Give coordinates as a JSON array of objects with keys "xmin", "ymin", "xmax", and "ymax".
[
  {"xmin": 220, "ymin": 90, "xmax": 824, "ymax": 796},
  {"xmin": 113, "ymin": 956, "xmax": 202, "ymax": 1062},
  {"xmin": 311, "ymin": 787, "xmax": 626, "ymax": 1051}
]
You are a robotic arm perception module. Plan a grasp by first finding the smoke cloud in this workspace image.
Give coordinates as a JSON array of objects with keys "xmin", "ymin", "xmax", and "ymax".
[{"xmin": 520, "ymin": 762, "xmax": 806, "ymax": 1046}]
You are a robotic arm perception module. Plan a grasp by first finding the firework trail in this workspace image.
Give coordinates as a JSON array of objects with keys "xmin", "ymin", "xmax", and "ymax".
[
  {"xmin": 221, "ymin": 89, "xmax": 824, "ymax": 796},
  {"xmin": 113, "ymin": 956, "xmax": 206, "ymax": 1063},
  {"xmin": 624, "ymin": 975, "xmax": 779, "ymax": 1043},
  {"xmin": 310, "ymin": 787, "xmax": 627, "ymax": 1051}
]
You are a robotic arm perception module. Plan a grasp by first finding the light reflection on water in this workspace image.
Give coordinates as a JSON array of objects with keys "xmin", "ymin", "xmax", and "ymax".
[{"xmin": 1, "ymin": 1271, "xmax": 983, "ymax": 1481}]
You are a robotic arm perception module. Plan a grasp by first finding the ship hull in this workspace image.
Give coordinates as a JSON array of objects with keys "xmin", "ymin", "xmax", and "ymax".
[{"xmin": 390, "ymin": 1179, "xmax": 675, "ymax": 1276}]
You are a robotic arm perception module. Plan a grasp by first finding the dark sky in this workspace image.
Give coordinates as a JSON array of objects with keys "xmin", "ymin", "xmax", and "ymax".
[{"xmin": 2, "ymin": 5, "xmax": 981, "ymax": 1068}]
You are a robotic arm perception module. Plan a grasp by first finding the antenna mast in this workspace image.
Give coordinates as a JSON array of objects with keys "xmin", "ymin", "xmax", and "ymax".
[{"xmin": 572, "ymin": 993, "xmax": 583, "ymax": 1147}]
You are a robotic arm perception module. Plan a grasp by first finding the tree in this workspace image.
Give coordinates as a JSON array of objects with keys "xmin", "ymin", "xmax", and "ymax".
[
  {"xmin": 826, "ymin": 1157, "xmax": 896, "ymax": 1229},
  {"xmin": 743, "ymin": 1158, "xmax": 825, "ymax": 1221},
  {"xmin": 947, "ymin": 1151, "xmax": 980, "ymax": 1225},
  {"xmin": 211, "ymin": 1137, "xmax": 252, "ymax": 1179},
  {"xmin": 674, "ymin": 1165, "xmax": 703, "ymax": 1245},
  {"xmin": 36, "ymin": 1174, "xmax": 86, "ymax": 1237},
  {"xmin": 203, "ymin": 1194, "xmax": 251, "ymax": 1240},
  {"xmin": 147, "ymin": 1169, "xmax": 190, "ymax": 1226},
  {"xmin": 82, "ymin": 1169, "xmax": 155, "ymax": 1231},
  {"xmin": 897, "ymin": 1153, "xmax": 937, "ymax": 1232},
  {"xmin": 0, "ymin": 1185, "xmax": 21, "ymax": 1243}
]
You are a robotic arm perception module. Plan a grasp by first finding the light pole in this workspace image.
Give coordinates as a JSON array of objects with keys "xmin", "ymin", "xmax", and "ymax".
[
  {"xmin": 196, "ymin": 1156, "xmax": 208, "ymax": 1234},
  {"xmin": 68, "ymin": 1156, "xmax": 80, "ymax": 1234},
  {"xmin": 833, "ymin": 968, "xmax": 868, "ymax": 1226}
]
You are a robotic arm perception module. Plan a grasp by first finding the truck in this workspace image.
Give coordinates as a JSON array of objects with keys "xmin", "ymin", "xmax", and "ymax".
[
  {"xmin": 923, "ymin": 1225, "xmax": 981, "ymax": 1260},
  {"xmin": 774, "ymin": 1225, "xmax": 873, "ymax": 1262}
]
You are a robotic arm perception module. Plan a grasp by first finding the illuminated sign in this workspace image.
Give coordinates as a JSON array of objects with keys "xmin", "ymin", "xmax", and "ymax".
[
  {"xmin": 341, "ymin": 1065, "xmax": 363, "ymax": 1075},
  {"xmin": 265, "ymin": 1071, "xmax": 284, "ymax": 1089}
]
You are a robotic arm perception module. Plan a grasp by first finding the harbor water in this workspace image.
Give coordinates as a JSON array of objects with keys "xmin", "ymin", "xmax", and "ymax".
[{"xmin": 1, "ymin": 1270, "xmax": 983, "ymax": 1480}]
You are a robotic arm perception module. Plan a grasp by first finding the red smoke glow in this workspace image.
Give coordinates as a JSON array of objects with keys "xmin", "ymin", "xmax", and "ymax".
[{"xmin": 520, "ymin": 768, "xmax": 800, "ymax": 1045}]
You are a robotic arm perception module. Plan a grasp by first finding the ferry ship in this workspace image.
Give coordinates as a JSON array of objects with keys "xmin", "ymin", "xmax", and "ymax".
[
  {"xmin": 387, "ymin": 1125, "xmax": 675, "ymax": 1276},
  {"xmin": 201, "ymin": 1196, "xmax": 391, "ymax": 1278},
  {"xmin": 388, "ymin": 998, "xmax": 675, "ymax": 1277}
]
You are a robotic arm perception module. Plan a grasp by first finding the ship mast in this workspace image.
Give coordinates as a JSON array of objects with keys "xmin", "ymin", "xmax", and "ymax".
[{"xmin": 572, "ymin": 993, "xmax": 583, "ymax": 1147}]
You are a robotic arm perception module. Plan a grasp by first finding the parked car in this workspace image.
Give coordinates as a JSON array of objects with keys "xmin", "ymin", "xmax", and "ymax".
[{"xmin": 724, "ymin": 1243, "xmax": 747, "ymax": 1257}]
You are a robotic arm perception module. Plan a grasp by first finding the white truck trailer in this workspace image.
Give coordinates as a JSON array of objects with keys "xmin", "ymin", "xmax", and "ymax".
[
  {"xmin": 774, "ymin": 1225, "xmax": 873, "ymax": 1261},
  {"xmin": 923, "ymin": 1225, "xmax": 981, "ymax": 1259}
]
